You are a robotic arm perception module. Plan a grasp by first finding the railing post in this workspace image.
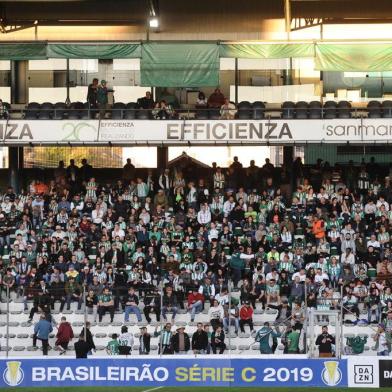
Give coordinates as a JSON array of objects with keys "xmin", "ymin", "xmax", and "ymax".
[
  {"xmin": 6, "ymin": 286, "xmax": 9, "ymax": 358},
  {"xmin": 159, "ymin": 281, "xmax": 163, "ymax": 358},
  {"xmin": 83, "ymin": 285, "xmax": 87, "ymax": 340}
]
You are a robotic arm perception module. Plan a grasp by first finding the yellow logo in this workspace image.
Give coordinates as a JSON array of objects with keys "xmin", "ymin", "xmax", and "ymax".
[
  {"xmin": 3, "ymin": 361, "xmax": 24, "ymax": 386},
  {"xmin": 321, "ymin": 361, "xmax": 342, "ymax": 386}
]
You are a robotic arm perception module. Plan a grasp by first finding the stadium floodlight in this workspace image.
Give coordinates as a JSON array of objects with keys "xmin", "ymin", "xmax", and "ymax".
[{"xmin": 149, "ymin": 17, "xmax": 159, "ymax": 28}]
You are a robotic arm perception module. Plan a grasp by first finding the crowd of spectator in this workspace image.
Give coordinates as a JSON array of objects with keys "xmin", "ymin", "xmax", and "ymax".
[{"xmin": 0, "ymin": 155, "xmax": 391, "ymax": 356}]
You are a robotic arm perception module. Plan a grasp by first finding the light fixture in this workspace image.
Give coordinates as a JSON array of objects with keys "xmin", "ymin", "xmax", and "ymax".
[
  {"xmin": 33, "ymin": 20, "xmax": 38, "ymax": 25},
  {"xmin": 149, "ymin": 17, "xmax": 159, "ymax": 28}
]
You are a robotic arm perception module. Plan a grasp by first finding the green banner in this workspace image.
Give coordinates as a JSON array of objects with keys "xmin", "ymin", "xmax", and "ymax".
[
  {"xmin": 141, "ymin": 42, "xmax": 219, "ymax": 87},
  {"xmin": 315, "ymin": 44, "xmax": 392, "ymax": 71},
  {"xmin": 47, "ymin": 44, "xmax": 141, "ymax": 59},
  {"xmin": 219, "ymin": 43, "xmax": 314, "ymax": 59},
  {"xmin": 0, "ymin": 43, "xmax": 47, "ymax": 60}
]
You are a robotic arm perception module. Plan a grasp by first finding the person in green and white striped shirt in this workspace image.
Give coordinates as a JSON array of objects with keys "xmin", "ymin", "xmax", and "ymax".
[{"xmin": 154, "ymin": 323, "xmax": 174, "ymax": 355}]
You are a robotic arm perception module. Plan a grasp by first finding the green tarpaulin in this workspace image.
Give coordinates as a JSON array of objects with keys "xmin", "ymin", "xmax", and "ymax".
[
  {"xmin": 315, "ymin": 44, "xmax": 392, "ymax": 71},
  {"xmin": 141, "ymin": 42, "xmax": 219, "ymax": 87},
  {"xmin": 47, "ymin": 44, "xmax": 141, "ymax": 59},
  {"xmin": 0, "ymin": 43, "xmax": 47, "ymax": 60},
  {"xmin": 220, "ymin": 43, "xmax": 314, "ymax": 59}
]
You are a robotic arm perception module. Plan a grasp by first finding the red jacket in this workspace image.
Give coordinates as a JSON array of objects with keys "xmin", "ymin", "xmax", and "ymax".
[
  {"xmin": 187, "ymin": 292, "xmax": 204, "ymax": 306},
  {"xmin": 239, "ymin": 305, "xmax": 253, "ymax": 320},
  {"xmin": 56, "ymin": 322, "xmax": 74, "ymax": 343}
]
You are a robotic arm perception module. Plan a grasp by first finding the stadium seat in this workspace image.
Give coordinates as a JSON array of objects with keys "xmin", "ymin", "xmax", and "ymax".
[
  {"xmin": 195, "ymin": 109, "xmax": 209, "ymax": 119},
  {"xmin": 367, "ymin": 100, "xmax": 382, "ymax": 118},
  {"xmin": 295, "ymin": 101, "xmax": 308, "ymax": 119},
  {"xmin": 308, "ymin": 101, "xmax": 322, "ymax": 119},
  {"xmin": 323, "ymin": 100, "xmax": 337, "ymax": 119},
  {"xmin": 39, "ymin": 102, "xmax": 54, "ymax": 120},
  {"xmin": 24, "ymin": 102, "xmax": 40, "ymax": 119},
  {"xmin": 124, "ymin": 102, "xmax": 137, "ymax": 119},
  {"xmin": 252, "ymin": 101, "xmax": 265, "ymax": 119},
  {"xmin": 382, "ymin": 100, "xmax": 392, "ymax": 118},
  {"xmin": 69, "ymin": 101, "xmax": 84, "ymax": 119},
  {"xmin": 111, "ymin": 102, "xmax": 125, "ymax": 119},
  {"xmin": 79, "ymin": 103, "xmax": 91, "ymax": 119},
  {"xmin": 337, "ymin": 100, "xmax": 351, "ymax": 119},
  {"xmin": 53, "ymin": 102, "xmax": 67, "ymax": 120},
  {"xmin": 208, "ymin": 108, "xmax": 221, "ymax": 120},
  {"xmin": 281, "ymin": 101, "xmax": 295, "ymax": 119},
  {"xmin": 237, "ymin": 101, "xmax": 252, "ymax": 119},
  {"xmin": 136, "ymin": 109, "xmax": 150, "ymax": 119}
]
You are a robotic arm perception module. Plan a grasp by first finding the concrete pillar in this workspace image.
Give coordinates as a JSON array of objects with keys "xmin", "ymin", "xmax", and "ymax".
[
  {"xmin": 9, "ymin": 60, "xmax": 28, "ymax": 191},
  {"xmin": 157, "ymin": 146, "xmax": 168, "ymax": 169}
]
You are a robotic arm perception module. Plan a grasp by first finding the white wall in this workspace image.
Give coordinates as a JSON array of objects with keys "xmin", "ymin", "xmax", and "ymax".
[
  {"xmin": 0, "ymin": 87, "xmax": 11, "ymax": 103},
  {"xmin": 229, "ymin": 84, "xmax": 318, "ymax": 103}
]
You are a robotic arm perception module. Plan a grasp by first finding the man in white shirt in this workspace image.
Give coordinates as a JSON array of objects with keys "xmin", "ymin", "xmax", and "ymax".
[
  {"xmin": 367, "ymin": 234, "xmax": 381, "ymax": 249},
  {"xmin": 223, "ymin": 196, "xmax": 235, "ymax": 218},
  {"xmin": 197, "ymin": 203, "xmax": 211, "ymax": 225}
]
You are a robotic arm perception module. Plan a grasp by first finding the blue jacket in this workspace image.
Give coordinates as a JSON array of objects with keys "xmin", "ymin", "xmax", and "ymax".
[{"xmin": 34, "ymin": 319, "xmax": 53, "ymax": 340}]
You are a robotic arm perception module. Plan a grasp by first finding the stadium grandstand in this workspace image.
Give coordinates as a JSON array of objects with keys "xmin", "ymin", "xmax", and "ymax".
[{"xmin": 0, "ymin": 0, "xmax": 391, "ymax": 391}]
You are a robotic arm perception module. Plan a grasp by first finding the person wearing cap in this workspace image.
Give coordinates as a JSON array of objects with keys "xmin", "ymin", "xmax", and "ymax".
[
  {"xmin": 65, "ymin": 276, "xmax": 83, "ymax": 310},
  {"xmin": 139, "ymin": 326, "xmax": 151, "ymax": 355},
  {"xmin": 171, "ymin": 326, "xmax": 190, "ymax": 354},
  {"xmin": 118, "ymin": 325, "xmax": 134, "ymax": 355},
  {"xmin": 255, "ymin": 321, "xmax": 281, "ymax": 354},
  {"xmin": 374, "ymin": 324, "xmax": 390, "ymax": 356},
  {"xmin": 97, "ymin": 79, "xmax": 109, "ymax": 118}
]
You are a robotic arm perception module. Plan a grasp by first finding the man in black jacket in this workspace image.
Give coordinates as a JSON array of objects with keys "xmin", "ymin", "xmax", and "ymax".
[
  {"xmin": 316, "ymin": 326, "xmax": 335, "ymax": 357},
  {"xmin": 80, "ymin": 322, "xmax": 95, "ymax": 354},
  {"xmin": 75, "ymin": 334, "xmax": 90, "ymax": 358},
  {"xmin": 171, "ymin": 326, "xmax": 190, "ymax": 354},
  {"xmin": 192, "ymin": 322, "xmax": 209, "ymax": 354},
  {"xmin": 139, "ymin": 326, "xmax": 151, "ymax": 355}
]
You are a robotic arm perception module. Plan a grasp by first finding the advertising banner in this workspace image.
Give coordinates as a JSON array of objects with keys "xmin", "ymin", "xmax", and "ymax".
[
  {"xmin": 0, "ymin": 357, "xmax": 348, "ymax": 388},
  {"xmin": 0, "ymin": 120, "xmax": 98, "ymax": 144},
  {"xmin": 1, "ymin": 118, "xmax": 392, "ymax": 145},
  {"xmin": 379, "ymin": 359, "xmax": 392, "ymax": 387},
  {"xmin": 347, "ymin": 356, "xmax": 379, "ymax": 388}
]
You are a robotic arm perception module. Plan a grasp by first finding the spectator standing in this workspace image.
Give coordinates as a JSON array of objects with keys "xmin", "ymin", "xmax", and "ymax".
[
  {"xmin": 122, "ymin": 158, "xmax": 136, "ymax": 185},
  {"xmin": 74, "ymin": 334, "xmax": 90, "ymax": 359},
  {"xmin": 97, "ymin": 80, "xmax": 109, "ymax": 118},
  {"xmin": 154, "ymin": 323, "xmax": 174, "ymax": 355},
  {"xmin": 106, "ymin": 333, "xmax": 119, "ymax": 355},
  {"xmin": 316, "ymin": 326, "xmax": 335, "ymax": 357},
  {"xmin": 80, "ymin": 322, "xmax": 95, "ymax": 355},
  {"xmin": 374, "ymin": 324, "xmax": 390, "ymax": 356},
  {"xmin": 255, "ymin": 322, "xmax": 281, "ymax": 354},
  {"xmin": 172, "ymin": 326, "xmax": 190, "ymax": 354},
  {"xmin": 33, "ymin": 314, "xmax": 53, "ymax": 356},
  {"xmin": 192, "ymin": 322, "xmax": 209, "ymax": 354},
  {"xmin": 87, "ymin": 78, "xmax": 98, "ymax": 110},
  {"xmin": 286, "ymin": 326, "xmax": 301, "ymax": 354},
  {"xmin": 139, "ymin": 326, "xmax": 151, "ymax": 355}
]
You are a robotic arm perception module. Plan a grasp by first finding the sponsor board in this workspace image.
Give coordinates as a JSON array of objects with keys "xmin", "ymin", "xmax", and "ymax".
[
  {"xmin": 379, "ymin": 359, "xmax": 392, "ymax": 387},
  {"xmin": 2, "ymin": 118, "xmax": 392, "ymax": 145},
  {"xmin": 0, "ymin": 358, "xmax": 347, "ymax": 388},
  {"xmin": 347, "ymin": 356, "xmax": 379, "ymax": 388}
]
